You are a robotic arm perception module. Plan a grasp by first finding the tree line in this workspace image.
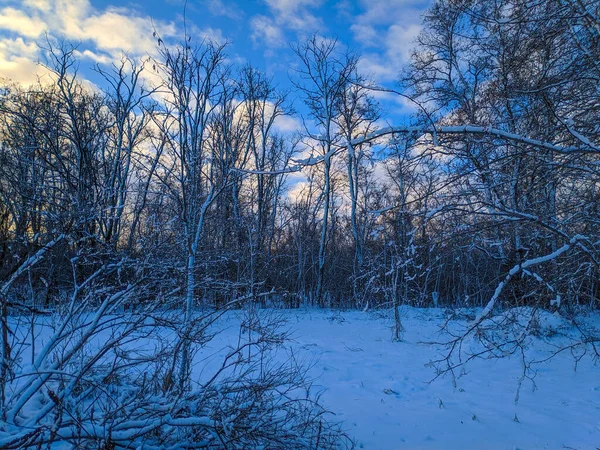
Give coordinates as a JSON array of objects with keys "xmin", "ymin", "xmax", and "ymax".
[{"xmin": 1, "ymin": 0, "xmax": 598, "ymax": 318}]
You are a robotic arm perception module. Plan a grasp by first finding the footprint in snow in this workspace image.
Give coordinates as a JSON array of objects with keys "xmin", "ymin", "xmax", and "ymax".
[{"xmin": 383, "ymin": 388, "xmax": 400, "ymax": 397}]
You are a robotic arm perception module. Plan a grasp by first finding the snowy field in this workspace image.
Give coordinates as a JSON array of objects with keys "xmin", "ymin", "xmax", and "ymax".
[
  {"xmin": 199, "ymin": 307, "xmax": 599, "ymax": 450},
  {"xmin": 5, "ymin": 307, "xmax": 599, "ymax": 449}
]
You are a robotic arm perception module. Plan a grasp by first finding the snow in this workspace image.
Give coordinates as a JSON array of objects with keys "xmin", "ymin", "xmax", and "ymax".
[
  {"xmin": 5, "ymin": 307, "xmax": 599, "ymax": 449},
  {"xmin": 351, "ymin": 125, "xmax": 586, "ymax": 154},
  {"xmin": 200, "ymin": 307, "xmax": 600, "ymax": 449}
]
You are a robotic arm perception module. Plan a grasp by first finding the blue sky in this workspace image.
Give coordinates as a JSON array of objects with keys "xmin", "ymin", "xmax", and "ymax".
[{"xmin": 0, "ymin": 0, "xmax": 431, "ymax": 123}]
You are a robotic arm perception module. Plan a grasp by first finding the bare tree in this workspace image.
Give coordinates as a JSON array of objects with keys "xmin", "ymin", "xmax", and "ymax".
[
  {"xmin": 153, "ymin": 37, "xmax": 231, "ymax": 389},
  {"xmin": 292, "ymin": 36, "xmax": 356, "ymax": 305}
]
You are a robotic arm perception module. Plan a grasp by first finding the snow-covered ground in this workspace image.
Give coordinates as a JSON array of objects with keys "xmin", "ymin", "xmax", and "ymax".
[
  {"xmin": 6, "ymin": 306, "xmax": 599, "ymax": 449},
  {"xmin": 200, "ymin": 307, "xmax": 599, "ymax": 450}
]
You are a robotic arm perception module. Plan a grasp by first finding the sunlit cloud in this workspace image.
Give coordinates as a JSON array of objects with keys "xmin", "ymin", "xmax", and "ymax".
[
  {"xmin": 0, "ymin": 0, "xmax": 184, "ymax": 86},
  {"xmin": 0, "ymin": 7, "xmax": 46, "ymax": 38}
]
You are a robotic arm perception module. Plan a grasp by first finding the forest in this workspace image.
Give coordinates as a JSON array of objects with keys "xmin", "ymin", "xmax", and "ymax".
[{"xmin": 0, "ymin": 0, "xmax": 598, "ymax": 448}]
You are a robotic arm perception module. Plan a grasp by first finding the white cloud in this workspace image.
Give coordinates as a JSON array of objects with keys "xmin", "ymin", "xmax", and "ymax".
[
  {"xmin": 264, "ymin": 0, "xmax": 322, "ymax": 31},
  {"xmin": 334, "ymin": 1, "xmax": 354, "ymax": 20},
  {"xmin": 386, "ymin": 23, "xmax": 420, "ymax": 63},
  {"xmin": 250, "ymin": 0, "xmax": 324, "ymax": 49},
  {"xmin": 352, "ymin": 0, "xmax": 425, "ymax": 29},
  {"xmin": 286, "ymin": 177, "xmax": 310, "ymax": 201},
  {"xmin": 0, "ymin": 7, "xmax": 46, "ymax": 38},
  {"xmin": 273, "ymin": 114, "xmax": 301, "ymax": 134},
  {"xmin": 350, "ymin": 0, "xmax": 425, "ymax": 83},
  {"xmin": 22, "ymin": 0, "xmax": 52, "ymax": 12},
  {"xmin": 0, "ymin": 37, "xmax": 38, "ymax": 61},
  {"xmin": 203, "ymin": 0, "xmax": 242, "ymax": 19},
  {"xmin": 357, "ymin": 54, "xmax": 397, "ymax": 82},
  {"xmin": 188, "ymin": 25, "xmax": 226, "ymax": 45},
  {"xmin": 0, "ymin": 55, "xmax": 50, "ymax": 86},
  {"xmin": 349, "ymin": 23, "xmax": 377, "ymax": 46},
  {"xmin": 74, "ymin": 48, "xmax": 114, "ymax": 65},
  {"xmin": 250, "ymin": 15, "xmax": 285, "ymax": 48},
  {"xmin": 0, "ymin": 0, "xmax": 184, "ymax": 86},
  {"xmin": 0, "ymin": 37, "xmax": 52, "ymax": 85},
  {"xmin": 356, "ymin": 23, "xmax": 421, "ymax": 83}
]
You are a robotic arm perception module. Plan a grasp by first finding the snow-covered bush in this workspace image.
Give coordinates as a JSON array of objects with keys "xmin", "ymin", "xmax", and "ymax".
[{"xmin": 0, "ymin": 291, "xmax": 351, "ymax": 449}]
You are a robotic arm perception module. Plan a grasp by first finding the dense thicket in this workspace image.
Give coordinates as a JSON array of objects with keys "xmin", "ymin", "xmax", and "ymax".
[{"xmin": 2, "ymin": 0, "xmax": 598, "ymax": 314}]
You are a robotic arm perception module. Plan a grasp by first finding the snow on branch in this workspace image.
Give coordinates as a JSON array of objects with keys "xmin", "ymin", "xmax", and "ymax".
[
  {"xmin": 474, "ymin": 235, "xmax": 586, "ymax": 325},
  {"xmin": 350, "ymin": 125, "xmax": 595, "ymax": 154},
  {"xmin": 1, "ymin": 234, "xmax": 66, "ymax": 298}
]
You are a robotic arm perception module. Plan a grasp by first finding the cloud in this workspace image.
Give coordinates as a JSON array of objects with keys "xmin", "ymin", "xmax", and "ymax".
[
  {"xmin": 0, "ymin": 42, "xmax": 52, "ymax": 85},
  {"xmin": 286, "ymin": 177, "xmax": 310, "ymax": 201},
  {"xmin": 22, "ymin": 0, "xmax": 52, "ymax": 12},
  {"xmin": 273, "ymin": 114, "xmax": 301, "ymax": 134},
  {"xmin": 0, "ymin": 7, "xmax": 46, "ymax": 38},
  {"xmin": 0, "ymin": 0, "xmax": 185, "ymax": 86},
  {"xmin": 38, "ymin": 1, "xmax": 178, "ymax": 59},
  {"xmin": 0, "ymin": 0, "xmax": 230, "ymax": 91},
  {"xmin": 264, "ymin": 0, "xmax": 323, "ymax": 31},
  {"xmin": 356, "ymin": 23, "xmax": 421, "ymax": 83},
  {"xmin": 352, "ymin": 0, "xmax": 426, "ymax": 30},
  {"xmin": 350, "ymin": 0, "xmax": 425, "ymax": 83},
  {"xmin": 72, "ymin": 11, "xmax": 171, "ymax": 56},
  {"xmin": 250, "ymin": 0, "xmax": 324, "ymax": 49},
  {"xmin": 349, "ymin": 23, "xmax": 378, "ymax": 45},
  {"xmin": 203, "ymin": 0, "xmax": 242, "ymax": 19},
  {"xmin": 250, "ymin": 15, "xmax": 286, "ymax": 48},
  {"xmin": 74, "ymin": 48, "xmax": 114, "ymax": 65},
  {"xmin": 334, "ymin": 1, "xmax": 355, "ymax": 20},
  {"xmin": 0, "ymin": 37, "xmax": 53, "ymax": 85},
  {"xmin": 385, "ymin": 23, "xmax": 421, "ymax": 63}
]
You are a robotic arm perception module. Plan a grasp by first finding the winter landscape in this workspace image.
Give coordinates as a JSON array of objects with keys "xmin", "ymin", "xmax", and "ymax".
[{"xmin": 0, "ymin": 0, "xmax": 599, "ymax": 448}]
